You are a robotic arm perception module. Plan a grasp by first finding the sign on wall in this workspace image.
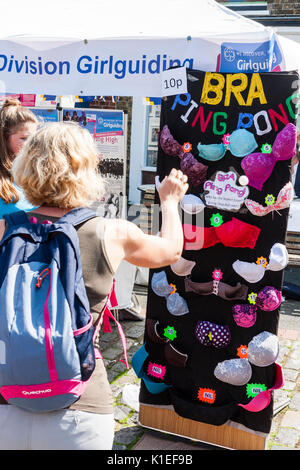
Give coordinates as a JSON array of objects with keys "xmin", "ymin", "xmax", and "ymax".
[{"xmin": 62, "ymin": 108, "xmax": 126, "ymax": 218}]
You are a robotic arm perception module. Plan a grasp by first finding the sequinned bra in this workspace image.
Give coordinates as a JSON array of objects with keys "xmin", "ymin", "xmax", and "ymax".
[
  {"xmin": 159, "ymin": 125, "xmax": 208, "ymax": 187},
  {"xmin": 241, "ymin": 123, "xmax": 297, "ymax": 191}
]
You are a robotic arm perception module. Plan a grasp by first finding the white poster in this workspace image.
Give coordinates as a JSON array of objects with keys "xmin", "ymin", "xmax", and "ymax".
[{"xmin": 62, "ymin": 108, "xmax": 126, "ymax": 218}]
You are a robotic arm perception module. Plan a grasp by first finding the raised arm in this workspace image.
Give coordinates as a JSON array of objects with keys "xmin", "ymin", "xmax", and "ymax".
[{"xmin": 104, "ymin": 169, "xmax": 188, "ymax": 270}]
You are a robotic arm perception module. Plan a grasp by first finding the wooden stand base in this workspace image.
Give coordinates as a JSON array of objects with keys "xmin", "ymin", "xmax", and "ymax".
[{"xmin": 139, "ymin": 404, "xmax": 266, "ymax": 450}]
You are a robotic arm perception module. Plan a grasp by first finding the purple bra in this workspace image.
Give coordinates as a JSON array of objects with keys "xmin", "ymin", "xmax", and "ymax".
[
  {"xmin": 241, "ymin": 123, "xmax": 297, "ymax": 190},
  {"xmin": 159, "ymin": 125, "xmax": 208, "ymax": 187},
  {"xmin": 232, "ymin": 304, "xmax": 257, "ymax": 328},
  {"xmin": 195, "ymin": 321, "xmax": 231, "ymax": 349},
  {"xmin": 256, "ymin": 286, "xmax": 282, "ymax": 311}
]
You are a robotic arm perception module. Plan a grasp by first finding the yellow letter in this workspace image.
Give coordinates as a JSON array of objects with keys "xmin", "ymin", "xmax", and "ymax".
[
  {"xmin": 224, "ymin": 73, "xmax": 248, "ymax": 106},
  {"xmin": 246, "ymin": 73, "xmax": 267, "ymax": 106},
  {"xmin": 200, "ymin": 72, "xmax": 225, "ymax": 105}
]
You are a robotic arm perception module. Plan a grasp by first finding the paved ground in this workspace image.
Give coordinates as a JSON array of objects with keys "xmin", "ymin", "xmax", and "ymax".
[{"xmin": 100, "ymin": 272, "xmax": 300, "ymax": 451}]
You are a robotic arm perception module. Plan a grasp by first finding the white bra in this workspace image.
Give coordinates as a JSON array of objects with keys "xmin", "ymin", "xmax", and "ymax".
[
  {"xmin": 232, "ymin": 243, "xmax": 288, "ymax": 284},
  {"xmin": 180, "ymin": 194, "xmax": 205, "ymax": 215}
]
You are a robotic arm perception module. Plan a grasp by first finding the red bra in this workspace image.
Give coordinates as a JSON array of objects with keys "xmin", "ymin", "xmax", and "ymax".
[{"xmin": 183, "ymin": 218, "xmax": 261, "ymax": 251}]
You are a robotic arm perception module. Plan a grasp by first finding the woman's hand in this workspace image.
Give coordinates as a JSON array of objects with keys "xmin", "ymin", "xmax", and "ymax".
[{"xmin": 157, "ymin": 169, "xmax": 189, "ymax": 206}]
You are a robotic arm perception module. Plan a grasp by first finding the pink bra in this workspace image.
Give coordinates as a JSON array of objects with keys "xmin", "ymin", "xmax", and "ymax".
[
  {"xmin": 159, "ymin": 125, "xmax": 208, "ymax": 187},
  {"xmin": 241, "ymin": 123, "xmax": 297, "ymax": 191},
  {"xmin": 238, "ymin": 363, "xmax": 283, "ymax": 412},
  {"xmin": 183, "ymin": 218, "xmax": 261, "ymax": 251},
  {"xmin": 245, "ymin": 181, "xmax": 294, "ymax": 216}
]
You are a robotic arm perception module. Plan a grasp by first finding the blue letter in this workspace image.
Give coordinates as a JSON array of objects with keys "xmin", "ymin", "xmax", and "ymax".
[
  {"xmin": 237, "ymin": 112, "xmax": 253, "ymax": 129},
  {"xmin": 171, "ymin": 93, "xmax": 191, "ymax": 111},
  {"xmin": 114, "ymin": 60, "xmax": 126, "ymax": 79},
  {"xmin": 59, "ymin": 61, "xmax": 70, "ymax": 75},
  {"xmin": 44, "ymin": 61, "xmax": 57, "ymax": 75},
  {"xmin": 77, "ymin": 56, "xmax": 92, "ymax": 73},
  {"xmin": 0, "ymin": 54, "xmax": 7, "ymax": 72}
]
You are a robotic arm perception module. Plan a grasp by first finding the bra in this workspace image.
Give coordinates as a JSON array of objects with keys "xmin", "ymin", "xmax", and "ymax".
[
  {"xmin": 156, "ymin": 175, "xmax": 206, "ymax": 216},
  {"xmin": 184, "ymin": 276, "xmax": 248, "ymax": 301},
  {"xmin": 238, "ymin": 363, "xmax": 283, "ymax": 412},
  {"xmin": 183, "ymin": 217, "xmax": 261, "ymax": 251},
  {"xmin": 170, "ymin": 256, "xmax": 196, "ymax": 277},
  {"xmin": 155, "ymin": 175, "xmax": 209, "ymax": 214},
  {"xmin": 232, "ymin": 243, "xmax": 288, "ymax": 284},
  {"xmin": 180, "ymin": 194, "xmax": 205, "ymax": 214},
  {"xmin": 214, "ymin": 331, "xmax": 279, "ymax": 386},
  {"xmin": 155, "ymin": 176, "xmax": 206, "ymax": 215},
  {"xmin": 159, "ymin": 125, "xmax": 208, "ymax": 187},
  {"xmin": 151, "ymin": 270, "xmax": 189, "ymax": 316},
  {"xmin": 145, "ymin": 320, "xmax": 188, "ymax": 368},
  {"xmin": 245, "ymin": 181, "xmax": 294, "ymax": 217},
  {"xmin": 232, "ymin": 304, "xmax": 257, "ymax": 328},
  {"xmin": 241, "ymin": 123, "xmax": 297, "ymax": 191},
  {"xmin": 132, "ymin": 344, "xmax": 172, "ymax": 394},
  {"xmin": 256, "ymin": 286, "xmax": 282, "ymax": 311},
  {"xmin": 195, "ymin": 321, "xmax": 231, "ymax": 349},
  {"xmin": 197, "ymin": 129, "xmax": 258, "ymax": 161}
]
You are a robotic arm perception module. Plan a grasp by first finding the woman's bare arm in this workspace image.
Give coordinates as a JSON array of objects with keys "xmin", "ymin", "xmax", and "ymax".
[{"xmin": 104, "ymin": 169, "xmax": 188, "ymax": 271}]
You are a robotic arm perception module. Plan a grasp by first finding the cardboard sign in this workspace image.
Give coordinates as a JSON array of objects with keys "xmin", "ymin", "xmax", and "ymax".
[{"xmin": 204, "ymin": 170, "xmax": 249, "ymax": 211}]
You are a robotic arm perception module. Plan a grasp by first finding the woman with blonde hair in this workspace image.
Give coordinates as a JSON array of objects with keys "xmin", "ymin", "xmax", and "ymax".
[
  {"xmin": 0, "ymin": 121, "xmax": 188, "ymax": 450},
  {"xmin": 0, "ymin": 98, "xmax": 38, "ymax": 215}
]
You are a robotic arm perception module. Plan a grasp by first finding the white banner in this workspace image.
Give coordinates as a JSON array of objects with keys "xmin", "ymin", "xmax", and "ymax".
[{"xmin": 0, "ymin": 32, "xmax": 292, "ymax": 97}]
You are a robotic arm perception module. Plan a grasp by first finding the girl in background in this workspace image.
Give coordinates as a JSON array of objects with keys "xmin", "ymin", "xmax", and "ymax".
[{"xmin": 0, "ymin": 98, "xmax": 38, "ymax": 216}]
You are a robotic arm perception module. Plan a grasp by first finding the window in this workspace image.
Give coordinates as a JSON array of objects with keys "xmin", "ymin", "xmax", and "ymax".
[{"xmin": 145, "ymin": 104, "xmax": 161, "ymax": 168}]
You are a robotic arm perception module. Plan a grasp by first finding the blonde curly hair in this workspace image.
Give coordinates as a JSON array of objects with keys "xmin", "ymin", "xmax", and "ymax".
[{"xmin": 12, "ymin": 121, "xmax": 105, "ymax": 209}]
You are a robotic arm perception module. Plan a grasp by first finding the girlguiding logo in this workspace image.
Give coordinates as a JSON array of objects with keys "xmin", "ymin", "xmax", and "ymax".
[{"xmin": 223, "ymin": 47, "xmax": 236, "ymax": 63}]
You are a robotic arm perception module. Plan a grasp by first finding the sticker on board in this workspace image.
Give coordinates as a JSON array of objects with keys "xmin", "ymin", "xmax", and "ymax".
[{"xmin": 203, "ymin": 169, "xmax": 249, "ymax": 211}]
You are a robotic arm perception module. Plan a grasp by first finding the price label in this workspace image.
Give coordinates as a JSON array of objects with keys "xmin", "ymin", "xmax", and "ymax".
[{"xmin": 161, "ymin": 67, "xmax": 188, "ymax": 97}]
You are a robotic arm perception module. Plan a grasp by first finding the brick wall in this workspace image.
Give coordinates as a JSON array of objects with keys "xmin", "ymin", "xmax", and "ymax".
[
  {"xmin": 268, "ymin": 0, "xmax": 300, "ymax": 15},
  {"xmin": 215, "ymin": 0, "xmax": 300, "ymax": 15}
]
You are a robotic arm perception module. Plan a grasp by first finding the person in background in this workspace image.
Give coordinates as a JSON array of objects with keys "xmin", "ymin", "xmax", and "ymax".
[
  {"xmin": 0, "ymin": 122, "xmax": 188, "ymax": 451},
  {"xmin": 0, "ymin": 99, "xmax": 38, "ymax": 216},
  {"xmin": 63, "ymin": 110, "xmax": 71, "ymax": 121}
]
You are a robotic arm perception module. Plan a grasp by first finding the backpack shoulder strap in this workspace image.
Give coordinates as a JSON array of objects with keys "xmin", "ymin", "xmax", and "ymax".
[
  {"xmin": 3, "ymin": 210, "xmax": 29, "ymax": 227},
  {"xmin": 57, "ymin": 207, "xmax": 98, "ymax": 227}
]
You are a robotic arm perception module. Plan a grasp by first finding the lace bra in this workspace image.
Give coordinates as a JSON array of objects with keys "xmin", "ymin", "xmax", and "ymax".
[
  {"xmin": 245, "ymin": 181, "xmax": 294, "ymax": 216},
  {"xmin": 159, "ymin": 125, "xmax": 208, "ymax": 187},
  {"xmin": 241, "ymin": 123, "xmax": 297, "ymax": 191}
]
